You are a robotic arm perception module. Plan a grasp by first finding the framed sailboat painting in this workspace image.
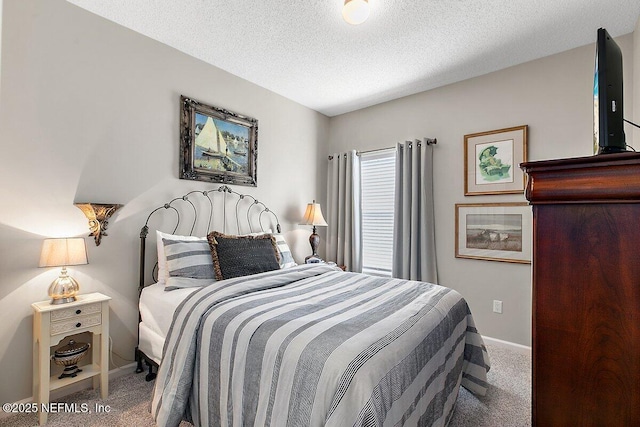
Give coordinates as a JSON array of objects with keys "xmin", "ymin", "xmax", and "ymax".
[{"xmin": 180, "ymin": 95, "xmax": 258, "ymax": 186}]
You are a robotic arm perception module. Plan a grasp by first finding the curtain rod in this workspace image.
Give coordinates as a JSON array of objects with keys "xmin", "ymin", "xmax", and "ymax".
[{"xmin": 328, "ymin": 137, "xmax": 437, "ymax": 160}]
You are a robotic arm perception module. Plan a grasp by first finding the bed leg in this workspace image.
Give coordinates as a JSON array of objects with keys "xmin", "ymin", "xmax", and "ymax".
[
  {"xmin": 135, "ymin": 347, "xmax": 144, "ymax": 374},
  {"xmin": 145, "ymin": 361, "xmax": 157, "ymax": 382}
]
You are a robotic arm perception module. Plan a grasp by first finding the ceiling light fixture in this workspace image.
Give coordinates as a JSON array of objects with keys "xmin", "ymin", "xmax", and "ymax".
[{"xmin": 342, "ymin": 0, "xmax": 370, "ymax": 25}]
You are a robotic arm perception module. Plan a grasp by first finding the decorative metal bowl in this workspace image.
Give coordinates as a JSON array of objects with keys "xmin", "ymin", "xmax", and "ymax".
[{"xmin": 52, "ymin": 339, "xmax": 90, "ymax": 379}]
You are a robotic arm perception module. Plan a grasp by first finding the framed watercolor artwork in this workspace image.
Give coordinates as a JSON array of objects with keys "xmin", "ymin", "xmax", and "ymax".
[
  {"xmin": 464, "ymin": 125, "xmax": 528, "ymax": 195},
  {"xmin": 179, "ymin": 95, "xmax": 258, "ymax": 186},
  {"xmin": 455, "ymin": 203, "xmax": 532, "ymax": 264}
]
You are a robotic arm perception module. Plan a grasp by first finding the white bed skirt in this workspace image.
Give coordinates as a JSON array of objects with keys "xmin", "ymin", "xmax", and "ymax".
[
  {"xmin": 139, "ymin": 322, "xmax": 164, "ymax": 365},
  {"xmin": 139, "ymin": 283, "xmax": 197, "ymax": 364}
]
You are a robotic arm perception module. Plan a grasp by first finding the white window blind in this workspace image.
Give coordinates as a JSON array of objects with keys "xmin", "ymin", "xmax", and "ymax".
[{"xmin": 360, "ymin": 149, "xmax": 396, "ymax": 277}]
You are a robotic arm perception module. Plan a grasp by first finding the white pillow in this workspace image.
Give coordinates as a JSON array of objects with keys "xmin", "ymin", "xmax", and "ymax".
[
  {"xmin": 162, "ymin": 238, "xmax": 216, "ymax": 290},
  {"xmin": 246, "ymin": 229, "xmax": 296, "ymax": 268},
  {"xmin": 156, "ymin": 231, "xmax": 206, "ymax": 284},
  {"xmin": 273, "ymin": 234, "xmax": 297, "ymax": 269},
  {"xmin": 154, "ymin": 229, "xmax": 296, "ymax": 281}
]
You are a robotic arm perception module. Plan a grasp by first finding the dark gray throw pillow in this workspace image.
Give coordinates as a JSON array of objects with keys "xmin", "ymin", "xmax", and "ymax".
[{"xmin": 207, "ymin": 231, "xmax": 280, "ymax": 281}]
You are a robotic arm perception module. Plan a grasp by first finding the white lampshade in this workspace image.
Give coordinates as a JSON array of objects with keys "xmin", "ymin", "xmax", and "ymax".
[
  {"xmin": 39, "ymin": 238, "xmax": 88, "ymax": 304},
  {"xmin": 39, "ymin": 238, "xmax": 88, "ymax": 267},
  {"xmin": 300, "ymin": 200, "xmax": 328, "ymax": 227},
  {"xmin": 342, "ymin": 0, "xmax": 370, "ymax": 25}
]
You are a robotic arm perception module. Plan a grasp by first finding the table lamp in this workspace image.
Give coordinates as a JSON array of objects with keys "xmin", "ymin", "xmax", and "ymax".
[
  {"xmin": 39, "ymin": 238, "xmax": 88, "ymax": 304},
  {"xmin": 300, "ymin": 200, "xmax": 328, "ymax": 263}
]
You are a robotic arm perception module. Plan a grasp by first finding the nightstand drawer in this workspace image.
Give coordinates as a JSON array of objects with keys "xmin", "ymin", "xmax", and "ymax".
[
  {"xmin": 50, "ymin": 313, "xmax": 101, "ymax": 336},
  {"xmin": 50, "ymin": 302, "xmax": 101, "ymax": 322}
]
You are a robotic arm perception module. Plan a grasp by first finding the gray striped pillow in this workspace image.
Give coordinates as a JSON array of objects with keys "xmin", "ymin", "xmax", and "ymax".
[
  {"xmin": 273, "ymin": 234, "xmax": 297, "ymax": 268},
  {"xmin": 162, "ymin": 238, "xmax": 215, "ymax": 290}
]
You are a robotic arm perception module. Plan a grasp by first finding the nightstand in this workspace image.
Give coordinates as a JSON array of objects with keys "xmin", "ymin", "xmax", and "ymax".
[
  {"xmin": 32, "ymin": 292, "xmax": 110, "ymax": 425},
  {"xmin": 323, "ymin": 261, "xmax": 346, "ymax": 271}
]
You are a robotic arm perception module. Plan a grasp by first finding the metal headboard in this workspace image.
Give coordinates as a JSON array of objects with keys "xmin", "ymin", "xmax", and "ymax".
[{"xmin": 138, "ymin": 185, "xmax": 281, "ymax": 293}]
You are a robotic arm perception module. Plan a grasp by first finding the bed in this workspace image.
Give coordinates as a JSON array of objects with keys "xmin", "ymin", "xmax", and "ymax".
[{"xmin": 136, "ymin": 186, "xmax": 490, "ymax": 427}]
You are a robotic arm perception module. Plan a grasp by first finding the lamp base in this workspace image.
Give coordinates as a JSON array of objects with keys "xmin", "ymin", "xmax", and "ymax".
[
  {"xmin": 51, "ymin": 296, "xmax": 77, "ymax": 305},
  {"xmin": 305, "ymin": 255, "xmax": 324, "ymax": 264},
  {"xmin": 48, "ymin": 266, "xmax": 80, "ymax": 305},
  {"xmin": 306, "ymin": 227, "xmax": 324, "ymax": 263}
]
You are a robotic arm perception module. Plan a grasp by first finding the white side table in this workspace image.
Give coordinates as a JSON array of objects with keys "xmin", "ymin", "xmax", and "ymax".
[{"xmin": 32, "ymin": 292, "xmax": 110, "ymax": 425}]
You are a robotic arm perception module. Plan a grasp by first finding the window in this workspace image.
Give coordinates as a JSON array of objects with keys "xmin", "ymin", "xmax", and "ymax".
[{"xmin": 360, "ymin": 150, "xmax": 396, "ymax": 276}]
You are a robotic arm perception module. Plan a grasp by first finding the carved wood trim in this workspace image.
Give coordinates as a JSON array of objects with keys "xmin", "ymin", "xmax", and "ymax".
[{"xmin": 521, "ymin": 152, "xmax": 640, "ymax": 204}]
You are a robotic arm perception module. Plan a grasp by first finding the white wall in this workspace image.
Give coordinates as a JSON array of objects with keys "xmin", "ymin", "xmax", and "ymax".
[
  {"xmin": 0, "ymin": 0, "xmax": 3, "ymax": 101},
  {"xmin": 0, "ymin": 0, "xmax": 328, "ymax": 404},
  {"xmin": 327, "ymin": 34, "xmax": 635, "ymax": 347}
]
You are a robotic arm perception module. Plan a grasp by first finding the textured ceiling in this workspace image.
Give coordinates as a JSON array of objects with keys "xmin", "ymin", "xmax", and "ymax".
[{"xmin": 66, "ymin": 0, "xmax": 640, "ymax": 117}]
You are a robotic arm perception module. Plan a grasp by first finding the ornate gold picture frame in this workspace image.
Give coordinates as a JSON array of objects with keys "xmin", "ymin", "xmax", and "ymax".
[{"xmin": 180, "ymin": 96, "xmax": 258, "ymax": 187}]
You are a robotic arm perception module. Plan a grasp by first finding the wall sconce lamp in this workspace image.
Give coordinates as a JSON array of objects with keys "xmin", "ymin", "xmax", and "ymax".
[
  {"xmin": 299, "ymin": 200, "xmax": 328, "ymax": 263},
  {"xmin": 74, "ymin": 203, "xmax": 122, "ymax": 246},
  {"xmin": 39, "ymin": 238, "xmax": 88, "ymax": 304}
]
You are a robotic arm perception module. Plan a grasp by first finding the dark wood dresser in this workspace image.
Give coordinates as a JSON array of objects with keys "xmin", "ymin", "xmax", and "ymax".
[{"xmin": 522, "ymin": 152, "xmax": 640, "ymax": 426}]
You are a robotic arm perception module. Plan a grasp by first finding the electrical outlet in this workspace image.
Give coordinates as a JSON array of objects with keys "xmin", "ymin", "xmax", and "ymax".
[{"xmin": 493, "ymin": 300, "xmax": 503, "ymax": 314}]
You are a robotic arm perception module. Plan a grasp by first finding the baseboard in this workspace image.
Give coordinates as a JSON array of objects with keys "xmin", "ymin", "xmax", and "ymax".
[
  {"xmin": 482, "ymin": 335, "xmax": 532, "ymax": 355},
  {"xmin": 0, "ymin": 362, "xmax": 137, "ymax": 420}
]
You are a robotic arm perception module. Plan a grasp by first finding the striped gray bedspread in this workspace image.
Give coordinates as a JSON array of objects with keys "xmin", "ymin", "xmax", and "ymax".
[{"xmin": 151, "ymin": 264, "xmax": 490, "ymax": 427}]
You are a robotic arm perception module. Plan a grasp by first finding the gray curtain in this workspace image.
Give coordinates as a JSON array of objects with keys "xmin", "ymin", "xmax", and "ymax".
[
  {"xmin": 326, "ymin": 150, "xmax": 362, "ymax": 272},
  {"xmin": 392, "ymin": 140, "xmax": 438, "ymax": 283}
]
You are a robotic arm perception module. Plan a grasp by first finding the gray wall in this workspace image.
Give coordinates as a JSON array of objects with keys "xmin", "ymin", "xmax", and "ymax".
[
  {"xmin": 0, "ymin": 0, "xmax": 637, "ymax": 405},
  {"xmin": 0, "ymin": 0, "xmax": 328, "ymax": 404},
  {"xmin": 327, "ymin": 33, "xmax": 635, "ymax": 347}
]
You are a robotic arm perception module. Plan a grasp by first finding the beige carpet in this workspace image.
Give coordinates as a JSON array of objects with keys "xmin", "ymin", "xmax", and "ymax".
[
  {"xmin": 448, "ymin": 344, "xmax": 531, "ymax": 426},
  {"xmin": 1, "ymin": 343, "xmax": 530, "ymax": 426}
]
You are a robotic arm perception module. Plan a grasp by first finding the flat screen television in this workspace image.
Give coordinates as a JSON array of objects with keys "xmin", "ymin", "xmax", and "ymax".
[{"xmin": 593, "ymin": 28, "xmax": 626, "ymax": 154}]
